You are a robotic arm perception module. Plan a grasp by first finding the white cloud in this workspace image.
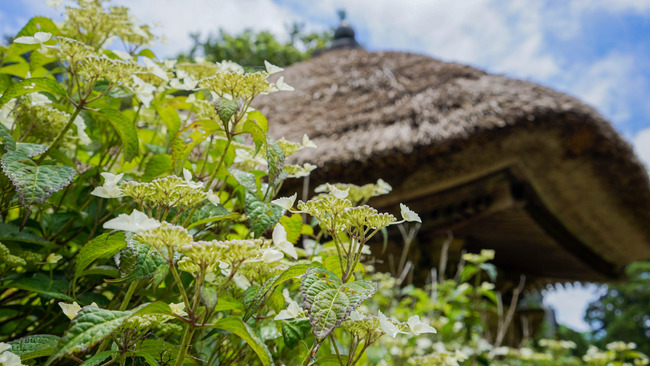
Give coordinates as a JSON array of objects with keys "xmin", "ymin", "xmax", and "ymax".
[
  {"xmin": 543, "ymin": 283, "xmax": 605, "ymax": 332},
  {"xmin": 633, "ymin": 128, "xmax": 650, "ymax": 168}
]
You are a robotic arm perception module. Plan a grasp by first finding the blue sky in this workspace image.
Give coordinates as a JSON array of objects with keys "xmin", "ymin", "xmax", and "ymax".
[{"xmin": 2, "ymin": 0, "xmax": 650, "ymax": 332}]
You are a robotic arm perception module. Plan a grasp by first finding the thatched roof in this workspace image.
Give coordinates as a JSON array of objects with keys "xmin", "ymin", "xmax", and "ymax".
[{"xmin": 255, "ymin": 49, "xmax": 650, "ymax": 283}]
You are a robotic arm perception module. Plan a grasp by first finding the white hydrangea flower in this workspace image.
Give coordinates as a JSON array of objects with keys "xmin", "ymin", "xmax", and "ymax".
[
  {"xmin": 233, "ymin": 274, "xmax": 251, "ymax": 290},
  {"xmin": 378, "ymin": 310, "xmax": 399, "ymax": 338},
  {"xmin": 302, "ymin": 134, "xmax": 317, "ymax": 149},
  {"xmin": 215, "ymin": 60, "xmax": 244, "ymax": 74},
  {"xmin": 272, "ymin": 224, "xmax": 297, "ymax": 259},
  {"xmin": 206, "ymin": 191, "xmax": 220, "ymax": 206},
  {"xmin": 59, "ymin": 302, "xmax": 82, "ymax": 320},
  {"xmin": 271, "ymin": 193, "xmax": 297, "ymax": 211},
  {"xmin": 111, "ymin": 50, "xmax": 132, "ymax": 61},
  {"xmin": 182, "ymin": 168, "xmax": 204, "ymax": 189},
  {"xmin": 262, "ymin": 249, "xmax": 284, "ymax": 263},
  {"xmin": 29, "ymin": 92, "xmax": 51, "ymax": 106},
  {"xmin": 169, "ymin": 302, "xmax": 188, "ymax": 317},
  {"xmin": 0, "ymin": 342, "xmax": 24, "ymax": 366},
  {"xmin": 264, "ymin": 60, "xmax": 284, "ymax": 75},
  {"xmin": 407, "ymin": 315, "xmax": 437, "ymax": 335},
  {"xmin": 91, "ymin": 172, "xmax": 125, "ymax": 198},
  {"xmin": 169, "ymin": 76, "xmax": 198, "ymax": 90},
  {"xmin": 400, "ymin": 203, "xmax": 421, "ymax": 223},
  {"xmin": 14, "ymin": 32, "xmax": 52, "ymax": 45},
  {"xmin": 329, "ymin": 184, "xmax": 349, "ymax": 199},
  {"xmin": 103, "ymin": 209, "xmax": 161, "ymax": 233},
  {"xmin": 274, "ymin": 301, "xmax": 301, "ymax": 320},
  {"xmin": 375, "ymin": 179, "xmax": 392, "ymax": 195},
  {"xmin": 74, "ymin": 115, "xmax": 92, "ymax": 145},
  {"xmin": 0, "ymin": 97, "xmax": 16, "ymax": 128},
  {"xmin": 349, "ymin": 310, "xmax": 364, "ymax": 321},
  {"xmin": 273, "ymin": 76, "xmax": 294, "ymax": 91},
  {"xmin": 142, "ymin": 57, "xmax": 168, "ymax": 81},
  {"xmin": 288, "ymin": 163, "xmax": 317, "ymax": 178},
  {"xmin": 46, "ymin": 253, "xmax": 62, "ymax": 264},
  {"xmin": 130, "ymin": 75, "xmax": 155, "ymax": 108}
]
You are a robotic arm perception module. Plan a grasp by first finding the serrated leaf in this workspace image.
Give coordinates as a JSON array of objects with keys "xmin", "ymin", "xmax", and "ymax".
[
  {"xmin": 0, "ymin": 124, "xmax": 16, "ymax": 152},
  {"xmin": 280, "ymin": 214, "xmax": 302, "ymax": 244},
  {"xmin": 6, "ymin": 273, "xmax": 74, "ymax": 302},
  {"xmin": 143, "ymin": 154, "xmax": 172, "ymax": 181},
  {"xmin": 170, "ymin": 119, "xmax": 221, "ymax": 171},
  {"xmin": 75, "ymin": 233, "xmax": 127, "ymax": 281},
  {"xmin": 109, "ymin": 235, "xmax": 166, "ymax": 283},
  {"xmin": 94, "ymin": 109, "xmax": 139, "ymax": 162},
  {"xmin": 214, "ymin": 97, "xmax": 239, "ymax": 123},
  {"xmin": 265, "ymin": 135, "xmax": 284, "ymax": 186},
  {"xmin": 9, "ymin": 334, "xmax": 60, "ymax": 360},
  {"xmin": 281, "ymin": 319, "xmax": 311, "ymax": 349},
  {"xmin": 228, "ymin": 167, "xmax": 257, "ymax": 194},
  {"xmin": 80, "ymin": 351, "xmax": 115, "ymax": 366},
  {"xmin": 210, "ymin": 316, "xmax": 274, "ymax": 366},
  {"xmin": 245, "ymin": 191, "xmax": 283, "ymax": 237},
  {"xmin": 241, "ymin": 120, "xmax": 266, "ymax": 155},
  {"xmin": 300, "ymin": 267, "xmax": 376, "ymax": 342},
  {"xmin": 0, "ymin": 77, "xmax": 66, "ymax": 108},
  {"xmin": 243, "ymin": 275, "xmax": 280, "ymax": 321},
  {"xmin": 1, "ymin": 142, "xmax": 76, "ymax": 204},
  {"xmin": 46, "ymin": 308, "xmax": 134, "ymax": 365}
]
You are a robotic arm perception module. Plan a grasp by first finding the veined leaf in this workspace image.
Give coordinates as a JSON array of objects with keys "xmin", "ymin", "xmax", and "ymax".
[
  {"xmin": 6, "ymin": 273, "xmax": 74, "ymax": 302},
  {"xmin": 228, "ymin": 167, "xmax": 257, "ymax": 194},
  {"xmin": 94, "ymin": 109, "xmax": 139, "ymax": 162},
  {"xmin": 109, "ymin": 235, "xmax": 166, "ymax": 283},
  {"xmin": 214, "ymin": 97, "xmax": 240, "ymax": 124},
  {"xmin": 155, "ymin": 105, "xmax": 181, "ymax": 138},
  {"xmin": 246, "ymin": 110, "xmax": 268, "ymax": 133},
  {"xmin": 46, "ymin": 308, "xmax": 133, "ymax": 365},
  {"xmin": 9, "ymin": 334, "xmax": 60, "ymax": 360},
  {"xmin": 0, "ymin": 63, "xmax": 30, "ymax": 78},
  {"xmin": 0, "ymin": 77, "xmax": 66, "ymax": 108},
  {"xmin": 143, "ymin": 154, "xmax": 172, "ymax": 181},
  {"xmin": 170, "ymin": 119, "xmax": 221, "ymax": 171},
  {"xmin": 0, "ymin": 222, "xmax": 52, "ymax": 246},
  {"xmin": 240, "ymin": 120, "xmax": 266, "ymax": 155},
  {"xmin": 1, "ymin": 142, "xmax": 76, "ymax": 204},
  {"xmin": 281, "ymin": 319, "xmax": 311, "ymax": 349},
  {"xmin": 245, "ymin": 191, "xmax": 282, "ymax": 237},
  {"xmin": 0, "ymin": 124, "xmax": 16, "ymax": 152},
  {"xmin": 265, "ymin": 135, "xmax": 284, "ymax": 186},
  {"xmin": 79, "ymin": 351, "xmax": 115, "ymax": 366},
  {"xmin": 211, "ymin": 316, "xmax": 274, "ymax": 366},
  {"xmin": 300, "ymin": 267, "xmax": 376, "ymax": 342},
  {"xmin": 74, "ymin": 233, "xmax": 127, "ymax": 281},
  {"xmin": 243, "ymin": 275, "xmax": 280, "ymax": 321}
]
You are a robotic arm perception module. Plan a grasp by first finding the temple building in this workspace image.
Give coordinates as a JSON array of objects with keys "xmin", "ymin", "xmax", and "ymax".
[{"xmin": 255, "ymin": 24, "xmax": 650, "ymax": 289}]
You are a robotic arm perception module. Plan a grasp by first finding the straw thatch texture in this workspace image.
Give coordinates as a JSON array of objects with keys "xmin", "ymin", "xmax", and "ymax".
[{"xmin": 255, "ymin": 49, "xmax": 650, "ymax": 279}]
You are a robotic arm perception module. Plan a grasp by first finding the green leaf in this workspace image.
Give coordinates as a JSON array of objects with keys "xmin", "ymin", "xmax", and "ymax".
[
  {"xmin": 280, "ymin": 214, "xmax": 302, "ymax": 244},
  {"xmin": 211, "ymin": 316, "xmax": 274, "ymax": 366},
  {"xmin": 128, "ymin": 350, "xmax": 159, "ymax": 366},
  {"xmin": 143, "ymin": 154, "xmax": 172, "ymax": 181},
  {"xmin": 94, "ymin": 109, "xmax": 139, "ymax": 162},
  {"xmin": 228, "ymin": 167, "xmax": 258, "ymax": 194},
  {"xmin": 281, "ymin": 319, "xmax": 311, "ymax": 349},
  {"xmin": 15, "ymin": 16, "xmax": 60, "ymax": 38},
  {"xmin": 244, "ymin": 275, "xmax": 280, "ymax": 321},
  {"xmin": 241, "ymin": 120, "xmax": 266, "ymax": 155},
  {"xmin": 265, "ymin": 135, "xmax": 284, "ymax": 186},
  {"xmin": 459, "ymin": 264, "xmax": 478, "ymax": 283},
  {"xmin": 213, "ymin": 296, "xmax": 244, "ymax": 312},
  {"xmin": 245, "ymin": 191, "xmax": 283, "ymax": 237},
  {"xmin": 1, "ymin": 142, "xmax": 76, "ymax": 204},
  {"xmin": 79, "ymin": 351, "xmax": 115, "ymax": 365},
  {"xmin": 0, "ymin": 124, "xmax": 16, "ymax": 152},
  {"xmin": 6, "ymin": 273, "xmax": 74, "ymax": 302},
  {"xmin": 75, "ymin": 233, "xmax": 127, "ymax": 281},
  {"xmin": 214, "ymin": 97, "xmax": 240, "ymax": 123},
  {"xmin": 155, "ymin": 105, "xmax": 181, "ymax": 138},
  {"xmin": 0, "ymin": 222, "xmax": 52, "ymax": 246},
  {"xmin": 200, "ymin": 286, "xmax": 219, "ymax": 314},
  {"xmin": 109, "ymin": 235, "xmax": 166, "ymax": 283},
  {"xmin": 132, "ymin": 301, "xmax": 172, "ymax": 317},
  {"xmin": 170, "ymin": 119, "xmax": 221, "ymax": 171},
  {"xmin": 9, "ymin": 334, "xmax": 60, "ymax": 360},
  {"xmin": 480, "ymin": 263, "xmax": 497, "ymax": 282},
  {"xmin": 46, "ymin": 307, "xmax": 134, "ymax": 365},
  {"xmin": 300, "ymin": 267, "xmax": 377, "ymax": 342},
  {"xmin": 274, "ymin": 263, "xmax": 322, "ymax": 289},
  {"xmin": 80, "ymin": 266, "xmax": 119, "ymax": 279},
  {"xmin": 0, "ymin": 63, "xmax": 30, "ymax": 78},
  {"xmin": 246, "ymin": 110, "xmax": 268, "ymax": 133},
  {"xmin": 0, "ymin": 78, "xmax": 66, "ymax": 108}
]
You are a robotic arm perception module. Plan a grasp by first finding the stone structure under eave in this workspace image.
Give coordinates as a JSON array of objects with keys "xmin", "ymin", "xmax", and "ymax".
[{"xmin": 254, "ymin": 49, "xmax": 650, "ymax": 287}]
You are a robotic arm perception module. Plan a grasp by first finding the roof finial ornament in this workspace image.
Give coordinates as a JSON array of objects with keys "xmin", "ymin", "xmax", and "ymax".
[{"xmin": 330, "ymin": 9, "xmax": 362, "ymax": 50}]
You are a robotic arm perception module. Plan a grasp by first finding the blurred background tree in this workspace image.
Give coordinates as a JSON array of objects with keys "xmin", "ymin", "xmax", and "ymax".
[
  {"xmin": 585, "ymin": 260, "xmax": 650, "ymax": 354},
  {"xmin": 179, "ymin": 23, "xmax": 332, "ymax": 67}
]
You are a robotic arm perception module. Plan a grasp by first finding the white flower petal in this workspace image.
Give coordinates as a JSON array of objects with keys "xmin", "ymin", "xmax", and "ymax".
[
  {"xmin": 262, "ymin": 249, "xmax": 283, "ymax": 263},
  {"xmin": 169, "ymin": 302, "xmax": 188, "ymax": 317},
  {"xmin": 378, "ymin": 310, "xmax": 399, "ymax": 338},
  {"xmin": 407, "ymin": 315, "xmax": 437, "ymax": 335},
  {"xmin": 34, "ymin": 32, "xmax": 52, "ymax": 43},
  {"xmin": 13, "ymin": 36, "xmax": 40, "ymax": 45},
  {"xmin": 276, "ymin": 239, "xmax": 298, "ymax": 260},
  {"xmin": 329, "ymin": 184, "xmax": 349, "ymax": 199},
  {"xmin": 349, "ymin": 310, "xmax": 364, "ymax": 321},
  {"xmin": 275, "ymin": 76, "xmax": 294, "ymax": 91},
  {"xmin": 400, "ymin": 203, "xmax": 421, "ymax": 223},
  {"xmin": 103, "ymin": 210, "xmax": 161, "ymax": 233},
  {"xmin": 271, "ymin": 193, "xmax": 297, "ymax": 211},
  {"xmin": 206, "ymin": 191, "xmax": 220, "ymax": 206},
  {"xmin": 46, "ymin": 253, "xmax": 62, "ymax": 264},
  {"xmin": 74, "ymin": 115, "xmax": 91, "ymax": 145},
  {"xmin": 142, "ymin": 57, "xmax": 169, "ymax": 81},
  {"xmin": 59, "ymin": 302, "xmax": 82, "ymax": 320},
  {"xmin": 302, "ymin": 134, "xmax": 317, "ymax": 148},
  {"xmin": 264, "ymin": 60, "xmax": 284, "ymax": 75}
]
